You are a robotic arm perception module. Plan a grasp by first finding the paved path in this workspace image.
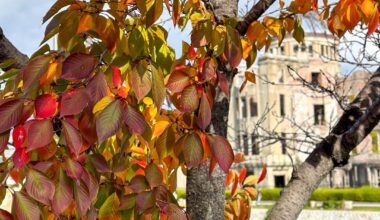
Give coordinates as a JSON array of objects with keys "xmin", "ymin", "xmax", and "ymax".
[{"xmin": 250, "ymin": 209, "xmax": 380, "ymax": 220}]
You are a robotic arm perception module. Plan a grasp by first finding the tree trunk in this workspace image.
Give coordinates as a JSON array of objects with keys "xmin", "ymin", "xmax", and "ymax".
[
  {"xmin": 186, "ymin": 1, "xmax": 237, "ymax": 219},
  {"xmin": 268, "ymin": 68, "xmax": 380, "ymax": 219},
  {"xmin": 0, "ymin": 27, "xmax": 28, "ymax": 68}
]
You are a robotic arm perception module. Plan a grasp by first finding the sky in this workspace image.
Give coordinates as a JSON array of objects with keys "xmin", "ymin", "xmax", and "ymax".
[{"xmin": 0, "ymin": 0, "xmax": 375, "ymax": 74}]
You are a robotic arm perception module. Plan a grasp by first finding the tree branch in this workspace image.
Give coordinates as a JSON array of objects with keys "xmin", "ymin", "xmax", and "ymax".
[
  {"xmin": 0, "ymin": 26, "xmax": 28, "ymax": 69},
  {"xmin": 236, "ymin": 0, "xmax": 276, "ymax": 35},
  {"xmin": 267, "ymin": 67, "xmax": 380, "ymax": 219}
]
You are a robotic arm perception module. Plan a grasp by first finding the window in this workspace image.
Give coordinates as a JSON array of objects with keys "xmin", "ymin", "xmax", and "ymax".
[
  {"xmin": 281, "ymin": 133, "xmax": 286, "ymax": 154},
  {"xmin": 308, "ymin": 45, "xmax": 313, "ymax": 55},
  {"xmin": 241, "ymin": 97, "xmax": 247, "ymax": 118},
  {"xmin": 250, "ymin": 98, "xmax": 258, "ymax": 117},
  {"xmin": 314, "ymin": 105, "xmax": 325, "ymax": 125},
  {"xmin": 321, "ymin": 45, "xmax": 325, "ymax": 56},
  {"xmin": 280, "ymin": 46, "xmax": 285, "ymax": 55},
  {"xmin": 275, "ymin": 175, "xmax": 285, "ymax": 188},
  {"xmin": 301, "ymin": 43, "xmax": 306, "ymax": 52},
  {"xmin": 252, "ymin": 134, "xmax": 259, "ymax": 155},
  {"xmin": 293, "ymin": 45, "xmax": 299, "ymax": 53},
  {"xmin": 278, "ymin": 69, "xmax": 284, "ymax": 83},
  {"xmin": 311, "ymin": 72, "xmax": 320, "ymax": 86},
  {"xmin": 270, "ymin": 48, "xmax": 273, "ymax": 54},
  {"xmin": 243, "ymin": 134, "xmax": 248, "ymax": 155},
  {"xmin": 279, "ymin": 94, "xmax": 285, "ymax": 116}
]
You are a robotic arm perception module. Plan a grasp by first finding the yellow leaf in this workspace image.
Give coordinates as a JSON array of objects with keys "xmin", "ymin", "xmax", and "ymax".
[
  {"xmin": 93, "ymin": 96, "xmax": 114, "ymax": 114},
  {"xmin": 143, "ymin": 97, "xmax": 153, "ymax": 105},
  {"xmin": 77, "ymin": 13, "xmax": 94, "ymax": 33},
  {"xmin": 39, "ymin": 60, "xmax": 62, "ymax": 86},
  {"xmin": 263, "ymin": 16, "xmax": 282, "ymax": 37},
  {"xmin": 244, "ymin": 71, "xmax": 256, "ymax": 83},
  {"xmin": 361, "ymin": 0, "xmax": 377, "ymax": 20},
  {"xmin": 152, "ymin": 120, "xmax": 170, "ymax": 138},
  {"xmin": 243, "ymin": 175, "xmax": 259, "ymax": 185},
  {"xmin": 241, "ymin": 39, "xmax": 252, "ymax": 59},
  {"xmin": 246, "ymin": 22, "xmax": 265, "ymax": 41},
  {"xmin": 244, "ymin": 187, "xmax": 258, "ymax": 199}
]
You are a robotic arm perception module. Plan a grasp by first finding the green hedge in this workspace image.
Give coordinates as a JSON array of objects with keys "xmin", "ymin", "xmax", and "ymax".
[{"xmin": 260, "ymin": 186, "xmax": 380, "ymax": 202}]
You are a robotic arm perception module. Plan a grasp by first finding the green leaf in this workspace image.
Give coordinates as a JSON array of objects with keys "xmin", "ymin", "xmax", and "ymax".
[
  {"xmin": 62, "ymin": 120, "xmax": 83, "ymax": 156},
  {"xmin": 52, "ymin": 169, "xmax": 73, "ymax": 214},
  {"xmin": 43, "ymin": 0, "xmax": 75, "ymax": 23},
  {"xmin": 0, "ymin": 59, "xmax": 16, "ymax": 69},
  {"xmin": 183, "ymin": 133, "xmax": 203, "ymax": 168},
  {"xmin": 136, "ymin": 191, "xmax": 156, "ymax": 212},
  {"xmin": 12, "ymin": 191, "xmax": 41, "ymax": 220},
  {"xmin": 0, "ymin": 68, "xmax": 19, "ymax": 80},
  {"xmin": 27, "ymin": 119, "xmax": 53, "ymax": 151},
  {"xmin": 145, "ymin": 163, "xmax": 163, "ymax": 189},
  {"xmin": 0, "ymin": 99, "xmax": 23, "ymax": 133},
  {"xmin": 22, "ymin": 55, "xmax": 51, "ymax": 91},
  {"xmin": 25, "ymin": 169, "xmax": 55, "ymax": 205},
  {"xmin": 128, "ymin": 28, "xmax": 145, "ymax": 59},
  {"xmin": 123, "ymin": 105, "xmax": 146, "ymax": 135},
  {"xmin": 151, "ymin": 65, "xmax": 166, "ymax": 108},
  {"xmin": 61, "ymin": 53, "xmax": 97, "ymax": 81},
  {"xmin": 207, "ymin": 135, "xmax": 234, "ymax": 173},
  {"xmin": 99, "ymin": 192, "xmax": 120, "ymax": 219},
  {"xmin": 96, "ymin": 100, "xmax": 123, "ymax": 143},
  {"xmin": 180, "ymin": 85, "xmax": 199, "ymax": 112},
  {"xmin": 293, "ymin": 17, "xmax": 304, "ymax": 43}
]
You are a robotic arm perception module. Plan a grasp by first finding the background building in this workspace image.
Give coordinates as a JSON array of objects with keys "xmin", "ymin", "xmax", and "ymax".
[{"xmin": 227, "ymin": 33, "xmax": 380, "ymax": 188}]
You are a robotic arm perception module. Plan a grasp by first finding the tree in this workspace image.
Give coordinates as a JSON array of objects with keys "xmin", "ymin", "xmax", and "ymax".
[{"xmin": 0, "ymin": 0, "xmax": 378, "ymax": 220}]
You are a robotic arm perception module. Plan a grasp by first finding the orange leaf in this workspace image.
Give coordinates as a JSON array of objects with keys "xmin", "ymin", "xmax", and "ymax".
[
  {"xmin": 258, "ymin": 163, "xmax": 267, "ymax": 184},
  {"xmin": 77, "ymin": 13, "xmax": 94, "ymax": 33},
  {"xmin": 239, "ymin": 167, "xmax": 247, "ymax": 184}
]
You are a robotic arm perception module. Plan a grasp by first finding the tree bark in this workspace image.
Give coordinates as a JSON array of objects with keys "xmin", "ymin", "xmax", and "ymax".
[
  {"xmin": 268, "ymin": 68, "xmax": 380, "ymax": 220},
  {"xmin": 0, "ymin": 27, "xmax": 28, "ymax": 68}
]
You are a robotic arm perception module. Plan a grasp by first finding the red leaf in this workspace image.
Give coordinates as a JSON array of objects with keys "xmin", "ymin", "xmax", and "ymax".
[
  {"xmin": 188, "ymin": 46, "xmax": 196, "ymax": 60},
  {"xmin": 0, "ymin": 209, "xmax": 12, "ymax": 220},
  {"xmin": 123, "ymin": 105, "xmax": 146, "ymax": 135},
  {"xmin": 65, "ymin": 158, "xmax": 83, "ymax": 180},
  {"xmin": 86, "ymin": 72, "xmax": 108, "ymax": 107},
  {"xmin": 239, "ymin": 167, "xmax": 247, "ymax": 184},
  {"xmin": 112, "ymin": 65, "xmax": 122, "ymax": 88},
  {"xmin": 166, "ymin": 203, "xmax": 187, "ymax": 220},
  {"xmin": 230, "ymin": 174, "xmax": 239, "ymax": 197},
  {"xmin": 52, "ymin": 169, "xmax": 73, "ymax": 214},
  {"xmin": 166, "ymin": 71, "xmax": 191, "ymax": 93},
  {"xmin": 368, "ymin": 11, "xmax": 379, "ymax": 35},
  {"xmin": 22, "ymin": 55, "xmax": 51, "ymax": 91},
  {"xmin": 180, "ymin": 85, "xmax": 199, "ymax": 112},
  {"xmin": 207, "ymin": 135, "xmax": 234, "ymax": 173},
  {"xmin": 145, "ymin": 163, "xmax": 163, "ymax": 189},
  {"xmin": 13, "ymin": 125, "xmax": 26, "ymax": 149},
  {"xmin": 88, "ymin": 154, "xmax": 109, "ymax": 173},
  {"xmin": 218, "ymin": 72, "xmax": 229, "ymax": 96},
  {"xmin": 128, "ymin": 175, "xmax": 149, "ymax": 193},
  {"xmin": 78, "ymin": 108, "xmax": 97, "ymax": 145},
  {"xmin": 0, "ymin": 131, "xmax": 9, "ymax": 154},
  {"xmin": 62, "ymin": 120, "xmax": 83, "ymax": 157},
  {"xmin": 183, "ymin": 133, "xmax": 203, "ymax": 168},
  {"xmin": 27, "ymin": 119, "xmax": 53, "ymax": 151},
  {"xmin": 13, "ymin": 148, "xmax": 30, "ymax": 169},
  {"xmin": 13, "ymin": 191, "xmax": 41, "ymax": 220},
  {"xmin": 35, "ymin": 94, "xmax": 57, "ymax": 118},
  {"xmin": 198, "ymin": 92, "xmax": 211, "ymax": 130},
  {"xmin": 61, "ymin": 89, "xmax": 89, "ymax": 116},
  {"xmin": 202, "ymin": 58, "xmax": 217, "ymax": 81},
  {"xmin": 74, "ymin": 180, "xmax": 92, "ymax": 216},
  {"xmin": 61, "ymin": 53, "xmax": 97, "ymax": 80},
  {"xmin": 0, "ymin": 99, "xmax": 24, "ymax": 133},
  {"xmin": 258, "ymin": 163, "xmax": 267, "ymax": 184},
  {"xmin": 25, "ymin": 168, "xmax": 55, "ymax": 205},
  {"xmin": 136, "ymin": 191, "xmax": 156, "ymax": 212},
  {"xmin": 81, "ymin": 169, "xmax": 98, "ymax": 202}
]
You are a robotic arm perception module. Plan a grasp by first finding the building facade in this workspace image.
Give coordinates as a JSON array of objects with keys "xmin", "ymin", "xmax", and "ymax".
[{"xmin": 227, "ymin": 33, "xmax": 380, "ymax": 188}]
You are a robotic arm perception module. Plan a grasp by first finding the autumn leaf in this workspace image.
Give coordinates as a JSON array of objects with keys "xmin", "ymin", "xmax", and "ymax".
[
  {"xmin": 52, "ymin": 169, "xmax": 73, "ymax": 214},
  {"xmin": 27, "ymin": 119, "xmax": 53, "ymax": 151},
  {"xmin": 145, "ymin": 163, "xmax": 163, "ymax": 189},
  {"xmin": 183, "ymin": 133, "xmax": 203, "ymax": 168},
  {"xmin": 62, "ymin": 120, "xmax": 83, "ymax": 157},
  {"xmin": 35, "ymin": 94, "xmax": 57, "ymax": 118},
  {"xmin": 207, "ymin": 135, "xmax": 234, "ymax": 173},
  {"xmin": 166, "ymin": 70, "xmax": 191, "ymax": 93},
  {"xmin": 22, "ymin": 55, "xmax": 51, "ymax": 91},
  {"xmin": 0, "ymin": 99, "xmax": 24, "ymax": 133},
  {"xmin": 61, "ymin": 53, "xmax": 97, "ymax": 80},
  {"xmin": 60, "ymin": 89, "xmax": 89, "ymax": 116},
  {"xmin": 96, "ymin": 100, "xmax": 123, "ymax": 143},
  {"xmin": 13, "ymin": 191, "xmax": 41, "ymax": 220},
  {"xmin": 25, "ymin": 168, "xmax": 55, "ymax": 205},
  {"xmin": 12, "ymin": 125, "xmax": 26, "ymax": 149},
  {"xmin": 13, "ymin": 148, "xmax": 30, "ymax": 169}
]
